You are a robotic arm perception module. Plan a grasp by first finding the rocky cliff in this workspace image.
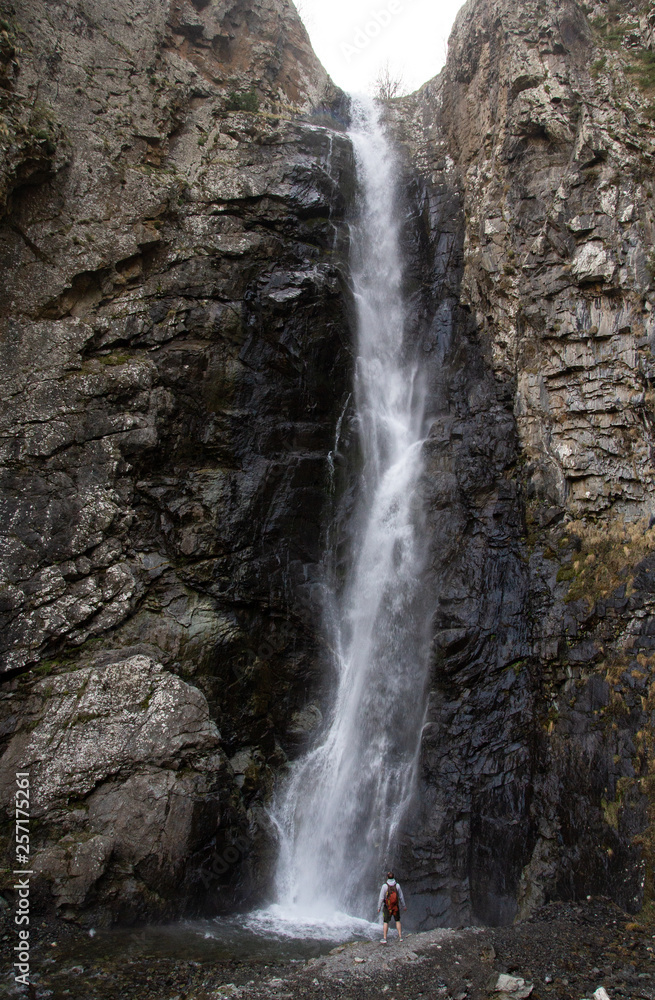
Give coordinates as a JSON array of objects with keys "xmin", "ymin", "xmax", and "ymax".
[
  {"xmin": 387, "ymin": 0, "xmax": 655, "ymax": 925},
  {"xmin": 1, "ymin": 0, "xmax": 655, "ymax": 934},
  {"xmin": 0, "ymin": 0, "xmax": 354, "ymax": 923}
]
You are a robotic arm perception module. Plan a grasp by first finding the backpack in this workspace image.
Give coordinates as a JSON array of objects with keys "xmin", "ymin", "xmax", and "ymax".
[{"xmin": 385, "ymin": 882, "xmax": 400, "ymax": 917}]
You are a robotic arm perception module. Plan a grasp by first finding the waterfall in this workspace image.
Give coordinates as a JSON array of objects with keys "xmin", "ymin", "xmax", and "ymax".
[{"xmin": 272, "ymin": 97, "xmax": 432, "ymax": 923}]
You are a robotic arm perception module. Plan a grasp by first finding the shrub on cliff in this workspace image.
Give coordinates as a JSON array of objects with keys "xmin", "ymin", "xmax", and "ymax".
[{"xmin": 226, "ymin": 89, "xmax": 260, "ymax": 113}]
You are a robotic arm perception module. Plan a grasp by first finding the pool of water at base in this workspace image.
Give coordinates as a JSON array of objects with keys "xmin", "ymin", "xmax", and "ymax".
[{"xmin": 54, "ymin": 905, "xmax": 382, "ymax": 967}]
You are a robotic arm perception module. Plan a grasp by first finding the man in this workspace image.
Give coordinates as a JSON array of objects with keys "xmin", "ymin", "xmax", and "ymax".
[{"xmin": 377, "ymin": 870, "xmax": 407, "ymax": 943}]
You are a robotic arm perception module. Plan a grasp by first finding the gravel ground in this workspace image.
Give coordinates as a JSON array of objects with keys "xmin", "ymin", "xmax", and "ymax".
[{"xmin": 1, "ymin": 898, "xmax": 654, "ymax": 1000}]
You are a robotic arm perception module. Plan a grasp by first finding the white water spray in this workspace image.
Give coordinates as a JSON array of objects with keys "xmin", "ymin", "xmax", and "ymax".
[{"xmin": 271, "ymin": 97, "xmax": 432, "ymax": 927}]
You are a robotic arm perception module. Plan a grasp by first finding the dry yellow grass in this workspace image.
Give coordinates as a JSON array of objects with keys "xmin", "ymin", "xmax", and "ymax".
[{"xmin": 562, "ymin": 517, "xmax": 655, "ymax": 606}]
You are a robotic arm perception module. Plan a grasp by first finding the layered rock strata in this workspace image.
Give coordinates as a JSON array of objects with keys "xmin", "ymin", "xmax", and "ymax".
[
  {"xmin": 387, "ymin": 0, "xmax": 655, "ymax": 926},
  {"xmin": 0, "ymin": 0, "xmax": 353, "ymax": 922}
]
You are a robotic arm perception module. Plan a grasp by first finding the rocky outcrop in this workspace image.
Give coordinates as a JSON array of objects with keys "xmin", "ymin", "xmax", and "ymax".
[
  {"xmin": 0, "ymin": 0, "xmax": 348, "ymax": 677},
  {"xmin": 0, "ymin": 0, "xmax": 353, "ymax": 923},
  {"xmin": 402, "ymin": 0, "xmax": 655, "ymax": 519},
  {"xmin": 385, "ymin": 0, "xmax": 655, "ymax": 927},
  {"xmin": 0, "ymin": 652, "xmax": 232, "ymax": 921}
]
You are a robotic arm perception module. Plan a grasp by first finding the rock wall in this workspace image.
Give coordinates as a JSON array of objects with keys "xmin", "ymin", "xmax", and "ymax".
[
  {"xmin": 387, "ymin": 0, "xmax": 655, "ymax": 927},
  {"xmin": 0, "ymin": 0, "xmax": 354, "ymax": 924},
  {"xmin": 1, "ymin": 0, "xmax": 655, "ymax": 933}
]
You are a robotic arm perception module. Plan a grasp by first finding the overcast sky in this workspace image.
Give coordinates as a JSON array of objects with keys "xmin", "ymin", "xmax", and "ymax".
[{"xmin": 293, "ymin": 0, "xmax": 466, "ymax": 96}]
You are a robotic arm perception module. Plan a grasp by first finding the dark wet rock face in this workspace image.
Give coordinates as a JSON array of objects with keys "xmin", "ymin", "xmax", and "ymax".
[
  {"xmin": 0, "ymin": 0, "xmax": 354, "ymax": 923},
  {"xmin": 381, "ymin": 137, "xmax": 537, "ymax": 930},
  {"xmin": 386, "ymin": 0, "xmax": 655, "ymax": 928},
  {"xmin": 1, "ymin": 0, "xmax": 655, "ymax": 933}
]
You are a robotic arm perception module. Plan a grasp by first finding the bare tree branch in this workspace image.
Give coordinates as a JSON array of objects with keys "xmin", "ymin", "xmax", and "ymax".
[{"xmin": 374, "ymin": 61, "xmax": 405, "ymax": 102}]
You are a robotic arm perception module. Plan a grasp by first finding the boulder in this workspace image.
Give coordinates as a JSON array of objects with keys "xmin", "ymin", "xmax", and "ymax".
[
  {"xmin": 493, "ymin": 973, "xmax": 534, "ymax": 998},
  {"xmin": 0, "ymin": 655, "xmax": 233, "ymax": 921}
]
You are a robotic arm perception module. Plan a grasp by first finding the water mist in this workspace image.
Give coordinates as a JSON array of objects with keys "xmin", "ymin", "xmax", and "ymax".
[{"xmin": 272, "ymin": 96, "xmax": 433, "ymax": 927}]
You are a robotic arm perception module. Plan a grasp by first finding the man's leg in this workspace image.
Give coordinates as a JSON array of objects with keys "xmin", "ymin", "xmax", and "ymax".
[
  {"xmin": 382, "ymin": 920, "xmax": 388, "ymax": 942},
  {"xmin": 396, "ymin": 918, "xmax": 402, "ymax": 941}
]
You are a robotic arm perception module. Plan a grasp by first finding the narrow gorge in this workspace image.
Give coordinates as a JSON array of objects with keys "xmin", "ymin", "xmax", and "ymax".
[{"xmin": 0, "ymin": 0, "xmax": 655, "ymax": 947}]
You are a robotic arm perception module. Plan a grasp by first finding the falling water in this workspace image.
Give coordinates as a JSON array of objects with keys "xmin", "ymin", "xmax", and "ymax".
[{"xmin": 271, "ymin": 97, "xmax": 432, "ymax": 927}]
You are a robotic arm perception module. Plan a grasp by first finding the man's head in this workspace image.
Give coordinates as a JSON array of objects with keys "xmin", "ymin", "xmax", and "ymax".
[{"xmin": 387, "ymin": 871, "xmax": 395, "ymax": 880}]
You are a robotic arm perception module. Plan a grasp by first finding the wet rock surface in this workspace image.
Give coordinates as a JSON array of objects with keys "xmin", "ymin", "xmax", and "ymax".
[
  {"xmin": 0, "ymin": 0, "xmax": 353, "ymax": 922},
  {"xmin": 1, "ymin": 0, "xmax": 655, "ymax": 938},
  {"xmin": 382, "ymin": 0, "xmax": 655, "ymax": 927},
  {"xmin": 1, "ymin": 899, "xmax": 653, "ymax": 1000}
]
